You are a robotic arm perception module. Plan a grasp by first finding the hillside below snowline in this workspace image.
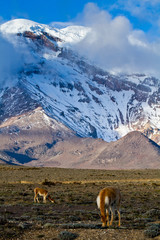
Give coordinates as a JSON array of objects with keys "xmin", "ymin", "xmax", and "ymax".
[{"xmin": 0, "ymin": 107, "xmax": 159, "ymax": 168}]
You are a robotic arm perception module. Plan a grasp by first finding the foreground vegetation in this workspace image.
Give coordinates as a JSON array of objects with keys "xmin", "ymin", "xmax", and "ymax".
[{"xmin": 0, "ymin": 165, "xmax": 160, "ymax": 239}]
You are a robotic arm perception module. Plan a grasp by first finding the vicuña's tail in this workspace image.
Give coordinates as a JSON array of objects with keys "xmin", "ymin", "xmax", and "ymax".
[{"xmin": 48, "ymin": 195, "xmax": 55, "ymax": 203}]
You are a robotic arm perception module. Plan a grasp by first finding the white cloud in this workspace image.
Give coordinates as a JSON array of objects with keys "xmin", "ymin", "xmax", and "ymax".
[
  {"xmin": 116, "ymin": 0, "xmax": 160, "ymax": 23},
  {"xmin": 128, "ymin": 30, "xmax": 148, "ymax": 48},
  {"xmin": 0, "ymin": 35, "xmax": 20, "ymax": 87},
  {"xmin": 73, "ymin": 3, "xmax": 160, "ymax": 77},
  {"xmin": 0, "ymin": 33, "xmax": 36, "ymax": 88},
  {"xmin": 49, "ymin": 21, "xmax": 74, "ymax": 29}
]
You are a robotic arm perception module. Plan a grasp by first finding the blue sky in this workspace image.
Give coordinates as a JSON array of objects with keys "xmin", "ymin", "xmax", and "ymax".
[{"xmin": 1, "ymin": 0, "xmax": 160, "ymax": 77}]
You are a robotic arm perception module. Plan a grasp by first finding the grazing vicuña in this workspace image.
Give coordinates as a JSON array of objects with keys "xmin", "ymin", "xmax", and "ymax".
[
  {"xmin": 97, "ymin": 187, "xmax": 121, "ymax": 227},
  {"xmin": 34, "ymin": 187, "xmax": 55, "ymax": 203}
]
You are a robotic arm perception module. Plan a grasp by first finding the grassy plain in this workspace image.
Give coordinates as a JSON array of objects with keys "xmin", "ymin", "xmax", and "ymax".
[{"xmin": 0, "ymin": 165, "xmax": 160, "ymax": 239}]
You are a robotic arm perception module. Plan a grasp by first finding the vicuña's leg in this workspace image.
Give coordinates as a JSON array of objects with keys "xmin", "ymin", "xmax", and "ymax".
[
  {"xmin": 110, "ymin": 207, "xmax": 114, "ymax": 226},
  {"xmin": 36, "ymin": 196, "xmax": 39, "ymax": 203},
  {"xmin": 117, "ymin": 209, "xmax": 121, "ymax": 227},
  {"xmin": 101, "ymin": 213, "xmax": 106, "ymax": 227},
  {"xmin": 43, "ymin": 195, "xmax": 47, "ymax": 203},
  {"xmin": 106, "ymin": 208, "xmax": 110, "ymax": 227},
  {"xmin": 34, "ymin": 193, "xmax": 39, "ymax": 203}
]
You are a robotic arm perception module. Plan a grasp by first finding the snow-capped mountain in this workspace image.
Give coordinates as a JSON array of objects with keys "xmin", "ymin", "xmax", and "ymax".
[{"xmin": 0, "ymin": 18, "xmax": 160, "ymax": 146}]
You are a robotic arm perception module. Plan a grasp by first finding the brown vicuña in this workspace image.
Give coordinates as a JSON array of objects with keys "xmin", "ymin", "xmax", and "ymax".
[
  {"xmin": 96, "ymin": 187, "xmax": 121, "ymax": 227},
  {"xmin": 34, "ymin": 187, "xmax": 55, "ymax": 203}
]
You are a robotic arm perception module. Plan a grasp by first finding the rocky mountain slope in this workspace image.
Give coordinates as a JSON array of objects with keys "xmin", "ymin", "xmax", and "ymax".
[{"xmin": 0, "ymin": 19, "xmax": 160, "ymax": 168}]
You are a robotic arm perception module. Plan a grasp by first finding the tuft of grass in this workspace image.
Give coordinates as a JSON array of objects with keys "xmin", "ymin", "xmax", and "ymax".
[
  {"xmin": 37, "ymin": 234, "xmax": 45, "ymax": 238},
  {"xmin": 152, "ymin": 182, "xmax": 160, "ymax": 187},
  {"xmin": 58, "ymin": 231, "xmax": 79, "ymax": 240},
  {"xmin": 144, "ymin": 224, "xmax": 160, "ymax": 238},
  {"xmin": 41, "ymin": 179, "xmax": 55, "ymax": 186}
]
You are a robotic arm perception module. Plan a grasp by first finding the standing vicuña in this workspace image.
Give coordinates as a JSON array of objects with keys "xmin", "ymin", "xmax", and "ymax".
[
  {"xmin": 34, "ymin": 187, "xmax": 55, "ymax": 203},
  {"xmin": 96, "ymin": 187, "xmax": 121, "ymax": 227}
]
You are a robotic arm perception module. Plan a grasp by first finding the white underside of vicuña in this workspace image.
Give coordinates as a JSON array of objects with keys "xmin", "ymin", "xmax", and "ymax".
[{"xmin": 38, "ymin": 193, "xmax": 47, "ymax": 197}]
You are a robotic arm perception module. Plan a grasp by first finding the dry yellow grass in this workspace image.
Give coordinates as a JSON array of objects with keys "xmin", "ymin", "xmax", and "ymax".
[{"xmin": 0, "ymin": 165, "xmax": 159, "ymax": 240}]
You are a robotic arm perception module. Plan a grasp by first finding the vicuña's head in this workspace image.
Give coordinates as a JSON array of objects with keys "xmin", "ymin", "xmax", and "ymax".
[{"xmin": 48, "ymin": 195, "xmax": 55, "ymax": 203}]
